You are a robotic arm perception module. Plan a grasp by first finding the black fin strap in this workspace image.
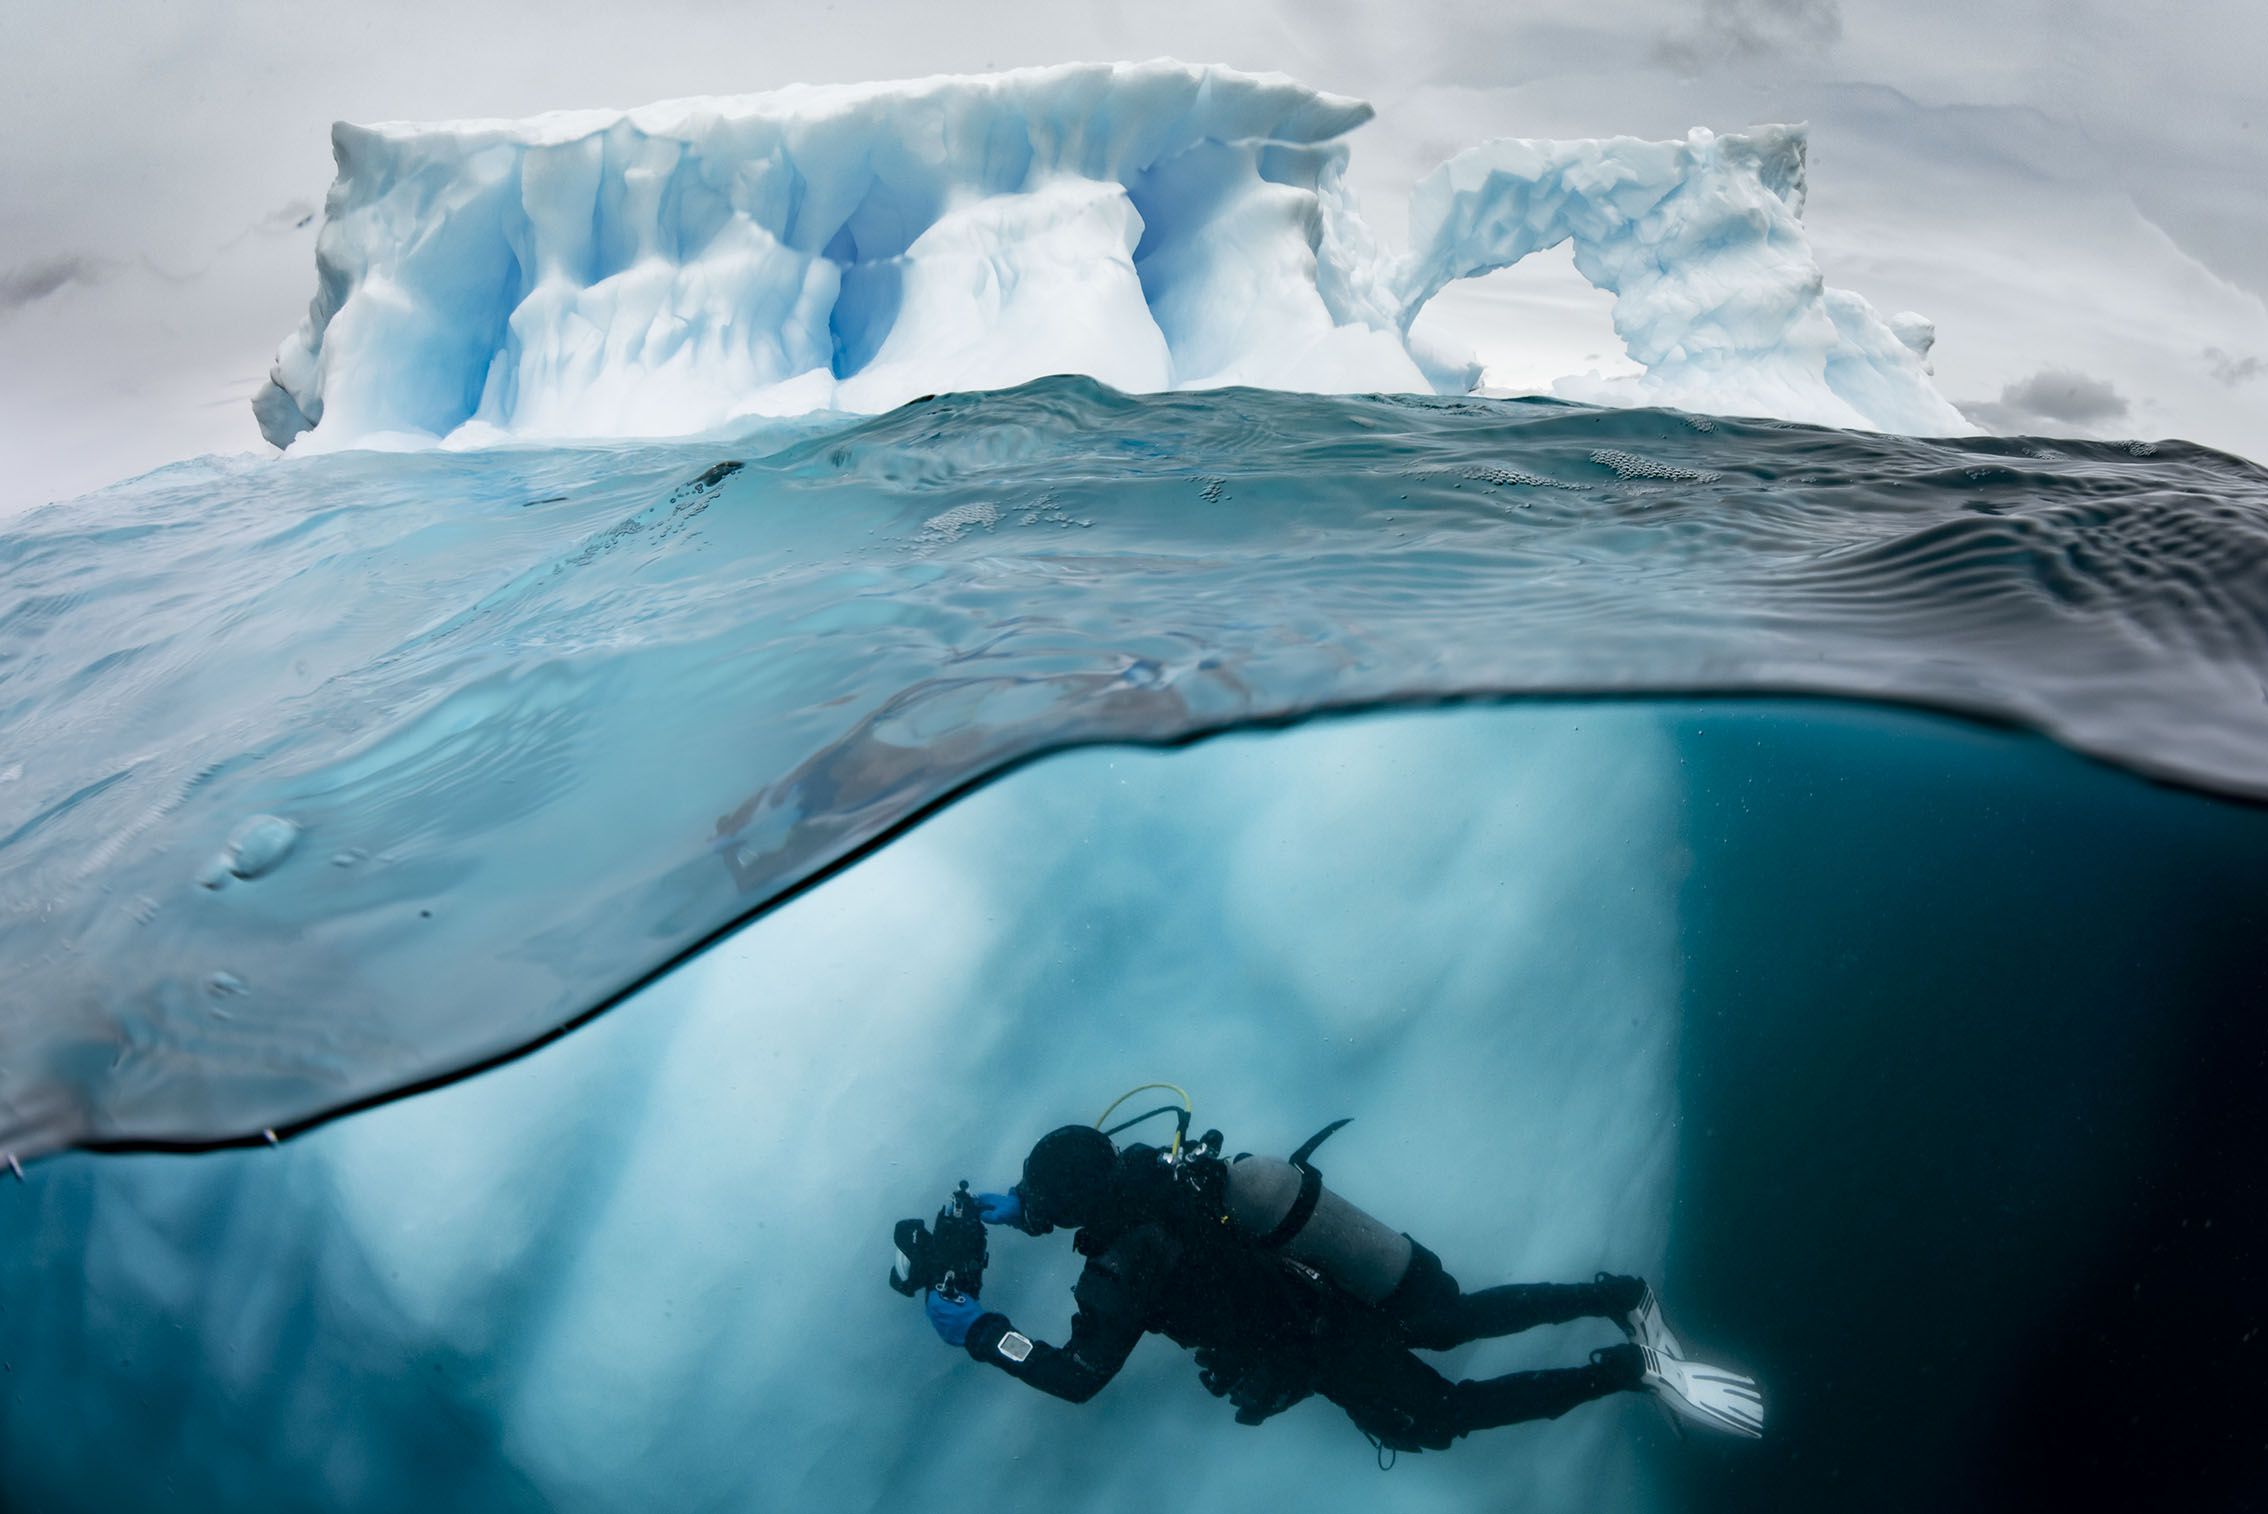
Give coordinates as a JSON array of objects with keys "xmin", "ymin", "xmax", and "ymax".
[{"xmin": 1288, "ymin": 1118, "xmax": 1351, "ymax": 1170}]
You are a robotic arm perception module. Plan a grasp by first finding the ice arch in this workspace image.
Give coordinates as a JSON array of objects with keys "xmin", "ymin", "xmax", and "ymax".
[
  {"xmin": 1393, "ymin": 126, "xmax": 1967, "ymax": 434},
  {"xmin": 1407, "ymin": 242, "xmax": 1639, "ymax": 397}
]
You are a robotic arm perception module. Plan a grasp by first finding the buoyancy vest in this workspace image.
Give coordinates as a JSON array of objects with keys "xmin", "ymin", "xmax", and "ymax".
[{"xmin": 1089, "ymin": 1123, "xmax": 1420, "ymax": 1425}]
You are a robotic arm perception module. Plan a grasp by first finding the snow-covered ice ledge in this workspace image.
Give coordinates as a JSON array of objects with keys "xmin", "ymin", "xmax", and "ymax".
[{"xmin": 256, "ymin": 61, "xmax": 1967, "ymax": 451}]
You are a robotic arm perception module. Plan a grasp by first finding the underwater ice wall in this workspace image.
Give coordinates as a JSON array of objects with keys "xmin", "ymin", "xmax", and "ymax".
[
  {"xmin": 12, "ymin": 695, "xmax": 2267, "ymax": 1510},
  {"xmin": 255, "ymin": 62, "xmax": 1963, "ymax": 451},
  {"xmin": 0, "ymin": 707, "xmax": 1687, "ymax": 1514}
]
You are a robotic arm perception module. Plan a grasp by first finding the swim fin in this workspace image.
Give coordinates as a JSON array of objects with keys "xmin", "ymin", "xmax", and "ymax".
[
  {"xmin": 1640, "ymin": 1345, "xmax": 1765, "ymax": 1438},
  {"xmin": 1618, "ymin": 1279, "xmax": 1686, "ymax": 1360}
]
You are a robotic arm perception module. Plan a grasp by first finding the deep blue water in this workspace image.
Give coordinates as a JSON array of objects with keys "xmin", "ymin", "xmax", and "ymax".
[{"xmin": 2, "ymin": 381, "xmax": 2266, "ymax": 1511}]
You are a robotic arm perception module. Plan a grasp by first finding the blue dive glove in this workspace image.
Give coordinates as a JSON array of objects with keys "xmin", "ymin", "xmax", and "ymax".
[
  {"xmin": 976, "ymin": 1190, "xmax": 1023, "ymax": 1228},
  {"xmin": 926, "ymin": 1287, "xmax": 986, "ymax": 1348}
]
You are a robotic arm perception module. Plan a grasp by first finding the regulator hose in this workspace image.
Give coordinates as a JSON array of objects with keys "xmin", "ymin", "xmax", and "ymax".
[{"xmin": 1095, "ymin": 1082, "xmax": 1193, "ymax": 1160}]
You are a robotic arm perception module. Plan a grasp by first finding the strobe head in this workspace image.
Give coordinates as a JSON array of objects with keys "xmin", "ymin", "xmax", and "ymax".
[{"xmin": 888, "ymin": 1180, "xmax": 989, "ymax": 1299}]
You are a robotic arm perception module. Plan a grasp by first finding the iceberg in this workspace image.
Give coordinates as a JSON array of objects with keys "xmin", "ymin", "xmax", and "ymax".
[
  {"xmin": 255, "ymin": 62, "xmax": 1427, "ymax": 452},
  {"xmin": 254, "ymin": 63, "xmax": 1966, "ymax": 452}
]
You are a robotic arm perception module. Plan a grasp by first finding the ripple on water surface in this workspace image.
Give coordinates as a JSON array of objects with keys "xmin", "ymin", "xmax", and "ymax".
[{"xmin": 2, "ymin": 378, "xmax": 2265, "ymax": 1152}]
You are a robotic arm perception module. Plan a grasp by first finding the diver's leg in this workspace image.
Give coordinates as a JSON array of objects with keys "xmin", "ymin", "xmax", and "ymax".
[
  {"xmin": 1319, "ymin": 1341, "xmax": 1643, "ymax": 1450},
  {"xmin": 1449, "ymin": 1344, "xmax": 1644, "ymax": 1432},
  {"xmin": 1315, "ymin": 1338, "xmax": 1465, "ymax": 1453},
  {"xmin": 1388, "ymin": 1244, "xmax": 1644, "ymax": 1350}
]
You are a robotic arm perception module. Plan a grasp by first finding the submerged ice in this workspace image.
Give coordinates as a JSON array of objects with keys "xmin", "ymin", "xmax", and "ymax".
[
  {"xmin": 0, "ymin": 707, "xmax": 1687, "ymax": 1513},
  {"xmin": 254, "ymin": 62, "xmax": 1964, "ymax": 451},
  {"xmin": 10, "ymin": 697, "xmax": 2268, "ymax": 1511}
]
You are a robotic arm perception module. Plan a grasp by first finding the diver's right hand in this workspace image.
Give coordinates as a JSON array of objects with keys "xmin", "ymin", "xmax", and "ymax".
[{"xmin": 975, "ymin": 1191, "xmax": 1023, "ymax": 1227}]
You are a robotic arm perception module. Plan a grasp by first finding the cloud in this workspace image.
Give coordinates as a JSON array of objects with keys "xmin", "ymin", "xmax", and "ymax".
[
  {"xmin": 2205, "ymin": 346, "xmax": 2263, "ymax": 386},
  {"xmin": 1653, "ymin": 0, "xmax": 1844, "ymax": 72},
  {"xmin": 0, "ymin": 254, "xmax": 106, "ymax": 314},
  {"xmin": 1959, "ymin": 367, "xmax": 2133, "ymax": 434}
]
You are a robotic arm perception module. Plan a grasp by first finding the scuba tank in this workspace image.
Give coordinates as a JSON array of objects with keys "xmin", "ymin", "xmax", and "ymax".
[
  {"xmin": 1093, "ymin": 1089, "xmax": 1416, "ymax": 1307},
  {"xmin": 1222, "ymin": 1119, "xmax": 1414, "ymax": 1305}
]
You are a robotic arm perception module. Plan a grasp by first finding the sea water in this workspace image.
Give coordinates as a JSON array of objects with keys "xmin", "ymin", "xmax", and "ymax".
[{"xmin": 2, "ymin": 382, "xmax": 2264, "ymax": 1510}]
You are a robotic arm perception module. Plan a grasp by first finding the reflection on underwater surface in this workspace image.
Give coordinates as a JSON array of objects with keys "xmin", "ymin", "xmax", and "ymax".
[
  {"xmin": 5, "ymin": 380, "xmax": 2267, "ymax": 1158},
  {"xmin": 2, "ymin": 699, "xmax": 2262, "ymax": 1513}
]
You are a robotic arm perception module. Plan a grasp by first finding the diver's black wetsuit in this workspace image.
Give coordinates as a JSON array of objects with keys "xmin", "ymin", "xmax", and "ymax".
[{"xmin": 961, "ymin": 1147, "xmax": 1641, "ymax": 1451}]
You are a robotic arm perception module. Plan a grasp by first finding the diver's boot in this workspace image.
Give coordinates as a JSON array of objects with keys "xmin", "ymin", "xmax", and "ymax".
[{"xmin": 1636, "ymin": 1344, "xmax": 1765, "ymax": 1438}]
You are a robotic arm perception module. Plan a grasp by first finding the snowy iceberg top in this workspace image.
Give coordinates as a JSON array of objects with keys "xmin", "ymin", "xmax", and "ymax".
[{"xmin": 345, "ymin": 61, "xmax": 1373, "ymax": 149}]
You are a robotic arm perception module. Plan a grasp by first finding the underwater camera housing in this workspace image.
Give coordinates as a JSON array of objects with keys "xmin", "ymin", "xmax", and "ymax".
[{"xmin": 888, "ymin": 1181, "xmax": 989, "ymax": 1300}]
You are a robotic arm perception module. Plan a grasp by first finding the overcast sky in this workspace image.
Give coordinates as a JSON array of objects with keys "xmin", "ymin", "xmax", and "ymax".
[{"xmin": 3, "ymin": 0, "xmax": 2265, "ymax": 515}]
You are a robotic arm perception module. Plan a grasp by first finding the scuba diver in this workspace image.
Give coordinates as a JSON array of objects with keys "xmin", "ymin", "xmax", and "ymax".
[{"xmin": 899, "ymin": 1091, "xmax": 1763, "ymax": 1456}]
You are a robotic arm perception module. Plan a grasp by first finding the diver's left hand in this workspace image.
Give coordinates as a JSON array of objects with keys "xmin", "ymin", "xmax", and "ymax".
[
  {"xmin": 926, "ymin": 1287, "xmax": 986, "ymax": 1348},
  {"xmin": 975, "ymin": 1190, "xmax": 1023, "ymax": 1227}
]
